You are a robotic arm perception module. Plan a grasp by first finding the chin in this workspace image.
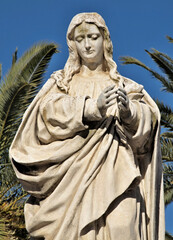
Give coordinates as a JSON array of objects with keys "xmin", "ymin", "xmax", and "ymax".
[{"xmin": 84, "ymin": 57, "xmax": 100, "ymax": 63}]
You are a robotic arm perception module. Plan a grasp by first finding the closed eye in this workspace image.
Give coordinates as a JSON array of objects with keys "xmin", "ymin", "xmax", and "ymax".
[
  {"xmin": 75, "ymin": 36, "xmax": 84, "ymax": 42},
  {"xmin": 89, "ymin": 34, "xmax": 100, "ymax": 40}
]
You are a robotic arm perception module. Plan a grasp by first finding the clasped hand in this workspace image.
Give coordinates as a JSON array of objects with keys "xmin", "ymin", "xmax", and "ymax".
[{"xmin": 97, "ymin": 85, "xmax": 130, "ymax": 117}]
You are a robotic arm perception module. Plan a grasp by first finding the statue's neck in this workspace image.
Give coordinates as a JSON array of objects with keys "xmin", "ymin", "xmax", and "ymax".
[{"xmin": 80, "ymin": 59, "xmax": 104, "ymax": 76}]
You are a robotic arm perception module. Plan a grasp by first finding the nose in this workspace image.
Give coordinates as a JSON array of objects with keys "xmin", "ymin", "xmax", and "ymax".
[{"xmin": 85, "ymin": 38, "xmax": 91, "ymax": 50}]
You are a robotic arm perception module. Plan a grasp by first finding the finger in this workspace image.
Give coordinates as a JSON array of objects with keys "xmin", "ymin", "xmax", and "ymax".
[
  {"xmin": 106, "ymin": 94, "xmax": 118, "ymax": 103},
  {"xmin": 118, "ymin": 96, "xmax": 127, "ymax": 106},
  {"xmin": 117, "ymin": 87, "xmax": 127, "ymax": 95},
  {"xmin": 106, "ymin": 99, "xmax": 117, "ymax": 108},
  {"xmin": 117, "ymin": 91, "xmax": 127, "ymax": 101},
  {"xmin": 118, "ymin": 102, "xmax": 127, "ymax": 111},
  {"xmin": 104, "ymin": 85, "xmax": 115, "ymax": 93},
  {"xmin": 105, "ymin": 89, "xmax": 117, "ymax": 97}
]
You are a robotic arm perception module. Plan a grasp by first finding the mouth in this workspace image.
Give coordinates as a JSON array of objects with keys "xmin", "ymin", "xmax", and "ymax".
[{"xmin": 84, "ymin": 50, "xmax": 94, "ymax": 54}]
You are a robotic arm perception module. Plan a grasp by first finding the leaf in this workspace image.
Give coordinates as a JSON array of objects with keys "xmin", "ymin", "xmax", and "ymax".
[
  {"xmin": 161, "ymin": 137, "xmax": 173, "ymax": 162},
  {"xmin": 0, "ymin": 64, "xmax": 2, "ymax": 81},
  {"xmin": 0, "ymin": 42, "xmax": 58, "ymax": 162},
  {"xmin": 165, "ymin": 231, "xmax": 173, "ymax": 240},
  {"xmin": 162, "ymin": 132, "xmax": 173, "ymax": 138},
  {"xmin": 164, "ymin": 181, "xmax": 173, "ymax": 205},
  {"xmin": 12, "ymin": 48, "xmax": 18, "ymax": 66},
  {"xmin": 163, "ymin": 164, "xmax": 173, "ymax": 205},
  {"xmin": 155, "ymin": 99, "xmax": 173, "ymax": 131},
  {"xmin": 155, "ymin": 50, "xmax": 173, "ymax": 66},
  {"xmin": 145, "ymin": 49, "xmax": 173, "ymax": 84},
  {"xmin": 120, "ymin": 56, "xmax": 173, "ymax": 93},
  {"xmin": 120, "ymin": 56, "xmax": 150, "ymax": 70},
  {"xmin": 166, "ymin": 35, "xmax": 173, "ymax": 43}
]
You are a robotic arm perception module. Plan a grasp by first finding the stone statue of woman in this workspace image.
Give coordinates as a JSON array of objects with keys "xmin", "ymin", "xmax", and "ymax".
[{"xmin": 9, "ymin": 12, "xmax": 165, "ymax": 240}]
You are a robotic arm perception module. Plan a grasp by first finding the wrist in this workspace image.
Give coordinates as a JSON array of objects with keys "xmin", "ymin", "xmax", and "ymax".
[{"xmin": 120, "ymin": 101, "xmax": 134, "ymax": 124}]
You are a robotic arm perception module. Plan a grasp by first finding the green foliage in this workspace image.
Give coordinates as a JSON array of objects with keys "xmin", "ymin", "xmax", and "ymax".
[
  {"xmin": 0, "ymin": 42, "xmax": 58, "ymax": 238},
  {"xmin": 165, "ymin": 231, "xmax": 173, "ymax": 240},
  {"xmin": 0, "ymin": 43, "xmax": 58, "ymax": 165},
  {"xmin": 120, "ymin": 50, "xmax": 173, "ymax": 93},
  {"xmin": 0, "ymin": 64, "xmax": 2, "ymax": 81},
  {"xmin": 161, "ymin": 137, "xmax": 173, "ymax": 163},
  {"xmin": 0, "ymin": 182, "xmax": 29, "ymax": 239},
  {"xmin": 166, "ymin": 35, "xmax": 173, "ymax": 43},
  {"xmin": 155, "ymin": 100, "xmax": 173, "ymax": 132},
  {"xmin": 163, "ymin": 164, "xmax": 173, "ymax": 205},
  {"xmin": 12, "ymin": 48, "xmax": 18, "ymax": 66}
]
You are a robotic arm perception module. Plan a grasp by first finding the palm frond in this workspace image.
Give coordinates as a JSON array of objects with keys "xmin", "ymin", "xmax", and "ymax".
[
  {"xmin": 155, "ymin": 99, "xmax": 173, "ymax": 131},
  {"xmin": 161, "ymin": 137, "xmax": 173, "ymax": 163},
  {"xmin": 120, "ymin": 56, "xmax": 150, "ymax": 70},
  {"xmin": 0, "ymin": 195, "xmax": 29, "ymax": 239},
  {"xmin": 163, "ymin": 164, "xmax": 173, "ymax": 176},
  {"xmin": 12, "ymin": 48, "xmax": 18, "ymax": 66},
  {"xmin": 164, "ymin": 179, "xmax": 173, "ymax": 205},
  {"xmin": 161, "ymin": 132, "xmax": 173, "ymax": 138},
  {"xmin": 0, "ymin": 170, "xmax": 29, "ymax": 239},
  {"xmin": 155, "ymin": 50, "xmax": 173, "ymax": 65},
  {"xmin": 120, "ymin": 56, "xmax": 173, "ymax": 92},
  {"xmin": 0, "ymin": 166, "xmax": 17, "ymax": 189},
  {"xmin": 0, "ymin": 42, "xmax": 58, "ymax": 162},
  {"xmin": 166, "ymin": 35, "xmax": 173, "ymax": 43},
  {"xmin": 0, "ymin": 64, "xmax": 2, "ymax": 81},
  {"xmin": 165, "ymin": 231, "xmax": 173, "ymax": 240},
  {"xmin": 0, "ymin": 164, "xmax": 29, "ymax": 238},
  {"xmin": 0, "ymin": 220, "xmax": 14, "ymax": 239},
  {"xmin": 145, "ymin": 49, "xmax": 173, "ymax": 85},
  {"xmin": 155, "ymin": 99, "xmax": 173, "ymax": 115},
  {"xmin": 164, "ymin": 164, "xmax": 173, "ymax": 205}
]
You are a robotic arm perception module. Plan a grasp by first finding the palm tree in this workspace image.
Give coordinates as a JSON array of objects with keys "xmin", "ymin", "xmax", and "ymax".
[
  {"xmin": 0, "ymin": 42, "xmax": 58, "ymax": 239},
  {"xmin": 120, "ymin": 35, "xmax": 173, "ymax": 239}
]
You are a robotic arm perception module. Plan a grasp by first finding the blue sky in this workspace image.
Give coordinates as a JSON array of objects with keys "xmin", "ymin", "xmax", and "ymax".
[{"xmin": 1, "ymin": 0, "xmax": 173, "ymax": 234}]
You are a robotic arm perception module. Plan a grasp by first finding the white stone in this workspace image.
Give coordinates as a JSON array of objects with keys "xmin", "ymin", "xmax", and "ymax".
[{"xmin": 9, "ymin": 12, "xmax": 165, "ymax": 240}]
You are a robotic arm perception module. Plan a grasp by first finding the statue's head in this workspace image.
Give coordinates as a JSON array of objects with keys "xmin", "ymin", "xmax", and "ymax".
[{"xmin": 58, "ymin": 13, "xmax": 118, "ymax": 92}]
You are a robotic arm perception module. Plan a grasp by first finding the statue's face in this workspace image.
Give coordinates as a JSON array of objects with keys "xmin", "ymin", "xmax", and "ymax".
[{"xmin": 74, "ymin": 22, "xmax": 104, "ymax": 64}]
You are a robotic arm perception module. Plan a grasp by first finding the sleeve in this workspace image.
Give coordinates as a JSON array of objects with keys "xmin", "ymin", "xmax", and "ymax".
[
  {"xmin": 83, "ymin": 98, "xmax": 103, "ymax": 121},
  {"xmin": 119, "ymin": 98, "xmax": 154, "ymax": 155},
  {"xmin": 37, "ymin": 93, "xmax": 103, "ymax": 143}
]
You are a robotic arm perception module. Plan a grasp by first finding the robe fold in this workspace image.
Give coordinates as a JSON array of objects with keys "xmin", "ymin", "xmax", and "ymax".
[{"xmin": 9, "ymin": 71, "xmax": 165, "ymax": 240}]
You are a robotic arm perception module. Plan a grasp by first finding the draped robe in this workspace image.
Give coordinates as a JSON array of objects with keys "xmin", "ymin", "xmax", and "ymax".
[{"xmin": 9, "ymin": 71, "xmax": 165, "ymax": 240}]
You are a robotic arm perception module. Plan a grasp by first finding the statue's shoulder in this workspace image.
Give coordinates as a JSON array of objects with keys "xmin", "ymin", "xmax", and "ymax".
[
  {"xmin": 22, "ymin": 70, "xmax": 64, "ymax": 119},
  {"xmin": 39, "ymin": 69, "xmax": 65, "ymax": 97},
  {"xmin": 29, "ymin": 70, "xmax": 64, "ymax": 106},
  {"xmin": 121, "ymin": 74, "xmax": 160, "ymax": 116},
  {"xmin": 120, "ymin": 75, "xmax": 144, "ymax": 94}
]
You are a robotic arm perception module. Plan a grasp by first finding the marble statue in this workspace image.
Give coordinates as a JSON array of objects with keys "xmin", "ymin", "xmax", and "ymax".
[{"xmin": 9, "ymin": 13, "xmax": 165, "ymax": 240}]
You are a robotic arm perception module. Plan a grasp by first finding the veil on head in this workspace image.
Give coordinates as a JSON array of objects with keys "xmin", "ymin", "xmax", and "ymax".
[
  {"xmin": 55, "ymin": 12, "xmax": 119, "ymax": 92},
  {"xmin": 67, "ymin": 12, "xmax": 110, "ymax": 41}
]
